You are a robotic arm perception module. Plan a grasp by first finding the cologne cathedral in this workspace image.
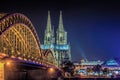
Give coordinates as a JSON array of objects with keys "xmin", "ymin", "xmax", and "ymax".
[{"xmin": 41, "ymin": 11, "xmax": 71, "ymax": 67}]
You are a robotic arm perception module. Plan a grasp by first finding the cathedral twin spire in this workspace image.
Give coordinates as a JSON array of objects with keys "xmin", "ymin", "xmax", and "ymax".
[
  {"xmin": 44, "ymin": 10, "xmax": 66, "ymax": 45},
  {"xmin": 43, "ymin": 11, "xmax": 71, "ymax": 66},
  {"xmin": 46, "ymin": 10, "xmax": 64, "ymax": 33}
]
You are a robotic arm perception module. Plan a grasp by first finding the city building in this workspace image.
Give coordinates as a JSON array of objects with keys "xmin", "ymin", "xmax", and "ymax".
[
  {"xmin": 74, "ymin": 59, "xmax": 120, "ymax": 77},
  {"xmin": 102, "ymin": 59, "xmax": 120, "ymax": 75},
  {"xmin": 41, "ymin": 11, "xmax": 71, "ymax": 67},
  {"xmin": 74, "ymin": 60, "xmax": 104, "ymax": 74}
]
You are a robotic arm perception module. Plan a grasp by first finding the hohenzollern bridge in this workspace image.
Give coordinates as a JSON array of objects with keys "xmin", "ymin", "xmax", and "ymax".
[{"xmin": 0, "ymin": 13, "xmax": 57, "ymax": 80}]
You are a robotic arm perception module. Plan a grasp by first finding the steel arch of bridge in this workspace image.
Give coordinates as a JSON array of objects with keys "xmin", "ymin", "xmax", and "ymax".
[{"xmin": 0, "ymin": 13, "xmax": 55, "ymax": 67}]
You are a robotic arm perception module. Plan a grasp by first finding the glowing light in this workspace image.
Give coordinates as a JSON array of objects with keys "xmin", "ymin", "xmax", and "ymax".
[
  {"xmin": 41, "ymin": 44, "xmax": 69, "ymax": 50},
  {"xmin": 106, "ymin": 59, "xmax": 119, "ymax": 66},
  {"xmin": 0, "ymin": 62, "xmax": 4, "ymax": 80},
  {"xmin": 80, "ymin": 73, "xmax": 83, "ymax": 76},
  {"xmin": 48, "ymin": 67, "xmax": 55, "ymax": 74},
  {"xmin": 115, "ymin": 71, "xmax": 119, "ymax": 74},
  {"xmin": 11, "ymin": 55, "xmax": 16, "ymax": 58},
  {"xmin": 0, "ymin": 62, "xmax": 4, "ymax": 68},
  {"xmin": 18, "ymin": 57, "xmax": 22, "ymax": 60},
  {"xmin": 56, "ymin": 45, "xmax": 69, "ymax": 50},
  {"xmin": 6, "ymin": 62, "xmax": 10, "ymax": 66}
]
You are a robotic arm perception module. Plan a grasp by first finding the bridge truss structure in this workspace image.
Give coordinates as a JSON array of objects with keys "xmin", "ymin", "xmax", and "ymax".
[{"xmin": 0, "ymin": 13, "xmax": 56, "ymax": 68}]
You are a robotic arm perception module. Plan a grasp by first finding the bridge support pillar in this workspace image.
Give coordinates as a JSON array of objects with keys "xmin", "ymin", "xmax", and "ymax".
[{"xmin": 27, "ymin": 68, "xmax": 48, "ymax": 80}]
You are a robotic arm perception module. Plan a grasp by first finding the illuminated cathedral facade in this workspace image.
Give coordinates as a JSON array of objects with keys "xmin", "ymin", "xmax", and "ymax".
[{"xmin": 41, "ymin": 11, "xmax": 71, "ymax": 67}]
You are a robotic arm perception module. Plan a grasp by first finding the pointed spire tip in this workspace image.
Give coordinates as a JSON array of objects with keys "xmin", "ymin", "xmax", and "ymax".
[
  {"xmin": 48, "ymin": 10, "xmax": 50, "ymax": 14},
  {"xmin": 60, "ymin": 10, "xmax": 62, "ymax": 14}
]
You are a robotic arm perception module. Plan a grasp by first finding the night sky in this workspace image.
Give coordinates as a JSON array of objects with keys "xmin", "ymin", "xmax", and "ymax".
[{"xmin": 0, "ymin": 0, "xmax": 120, "ymax": 62}]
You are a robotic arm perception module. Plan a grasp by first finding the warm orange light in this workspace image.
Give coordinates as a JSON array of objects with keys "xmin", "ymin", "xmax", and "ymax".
[
  {"xmin": 6, "ymin": 62, "xmax": 10, "ymax": 65},
  {"xmin": 48, "ymin": 68, "xmax": 55, "ymax": 74}
]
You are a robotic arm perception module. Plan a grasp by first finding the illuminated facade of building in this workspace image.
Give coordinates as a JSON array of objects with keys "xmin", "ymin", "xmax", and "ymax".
[
  {"xmin": 41, "ymin": 11, "xmax": 71, "ymax": 67},
  {"xmin": 74, "ymin": 59, "xmax": 120, "ymax": 77}
]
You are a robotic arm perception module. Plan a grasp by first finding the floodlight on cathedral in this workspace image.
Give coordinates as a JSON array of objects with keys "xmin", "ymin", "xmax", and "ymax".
[
  {"xmin": 55, "ymin": 45, "xmax": 69, "ymax": 50},
  {"xmin": 41, "ymin": 11, "xmax": 71, "ymax": 67}
]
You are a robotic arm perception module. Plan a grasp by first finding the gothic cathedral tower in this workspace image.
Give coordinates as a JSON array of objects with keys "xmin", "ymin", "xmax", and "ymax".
[
  {"xmin": 41, "ymin": 11, "xmax": 71, "ymax": 67},
  {"xmin": 41, "ymin": 11, "xmax": 57, "ymax": 62},
  {"xmin": 56, "ymin": 11, "xmax": 71, "ymax": 67},
  {"xmin": 44, "ymin": 11, "xmax": 54, "ymax": 45}
]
